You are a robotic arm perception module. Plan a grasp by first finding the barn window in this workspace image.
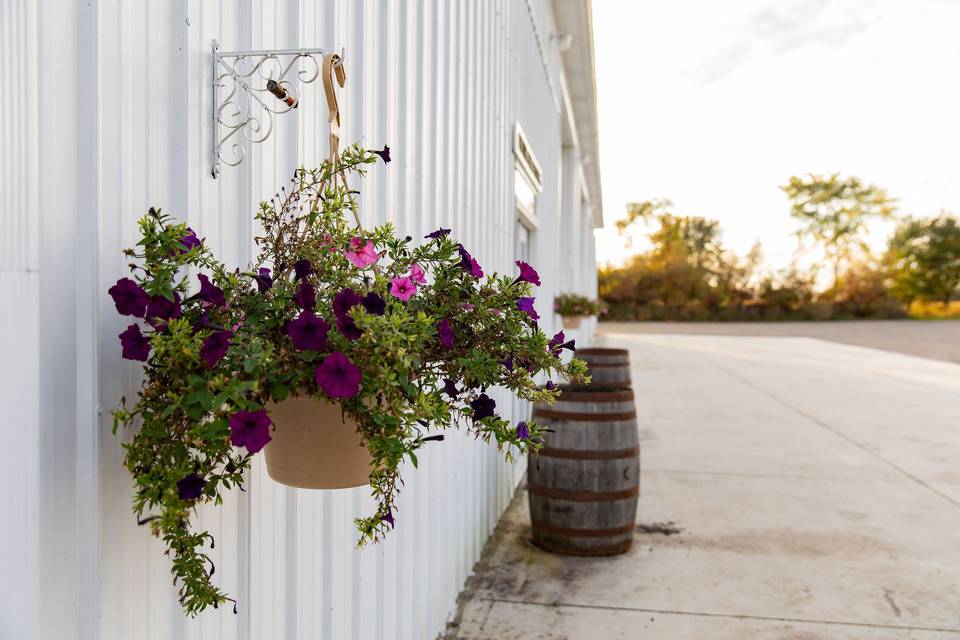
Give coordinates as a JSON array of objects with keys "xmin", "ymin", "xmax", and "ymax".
[{"xmin": 514, "ymin": 124, "xmax": 543, "ymax": 262}]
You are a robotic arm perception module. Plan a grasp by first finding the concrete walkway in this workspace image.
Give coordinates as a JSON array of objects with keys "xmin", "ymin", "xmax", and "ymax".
[{"xmin": 449, "ymin": 333, "xmax": 960, "ymax": 639}]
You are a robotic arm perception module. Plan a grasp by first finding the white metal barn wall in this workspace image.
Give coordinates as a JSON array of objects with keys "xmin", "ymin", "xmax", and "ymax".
[{"xmin": 0, "ymin": 1, "xmax": 599, "ymax": 639}]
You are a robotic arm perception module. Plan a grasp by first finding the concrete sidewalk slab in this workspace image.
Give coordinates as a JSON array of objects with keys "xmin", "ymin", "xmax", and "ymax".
[{"xmin": 449, "ymin": 334, "xmax": 960, "ymax": 639}]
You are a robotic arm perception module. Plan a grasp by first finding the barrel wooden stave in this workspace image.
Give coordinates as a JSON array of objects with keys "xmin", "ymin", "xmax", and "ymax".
[
  {"xmin": 577, "ymin": 348, "xmax": 631, "ymax": 387},
  {"xmin": 528, "ymin": 387, "xmax": 639, "ymax": 556}
]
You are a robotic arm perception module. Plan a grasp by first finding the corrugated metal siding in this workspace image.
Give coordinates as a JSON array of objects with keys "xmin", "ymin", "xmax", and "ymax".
[{"xmin": 0, "ymin": 1, "xmax": 598, "ymax": 639}]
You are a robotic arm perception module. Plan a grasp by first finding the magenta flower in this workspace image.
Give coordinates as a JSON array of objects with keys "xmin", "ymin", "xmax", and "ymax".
[
  {"xmin": 442, "ymin": 379, "xmax": 459, "ymax": 398},
  {"xmin": 516, "ymin": 297, "xmax": 539, "ymax": 321},
  {"xmin": 229, "ymin": 409, "xmax": 272, "ymax": 454},
  {"xmin": 470, "ymin": 393, "xmax": 496, "ymax": 421},
  {"xmin": 390, "ymin": 277, "xmax": 417, "ymax": 302},
  {"xmin": 362, "ymin": 292, "xmax": 386, "ymax": 316},
  {"xmin": 109, "ymin": 278, "xmax": 149, "ymax": 317},
  {"xmin": 197, "ymin": 274, "xmax": 226, "ymax": 307},
  {"xmin": 409, "ymin": 263, "xmax": 427, "ymax": 284},
  {"xmin": 296, "ymin": 281, "xmax": 316, "ymax": 311},
  {"xmin": 372, "ymin": 145, "xmax": 391, "ymax": 163},
  {"xmin": 425, "ymin": 228, "xmax": 451, "ymax": 240},
  {"xmin": 336, "ymin": 313, "xmax": 363, "ymax": 341},
  {"xmin": 253, "ymin": 268, "xmax": 273, "ymax": 292},
  {"xmin": 333, "ymin": 288, "xmax": 362, "ymax": 318},
  {"xmin": 514, "ymin": 261, "xmax": 541, "ymax": 286},
  {"xmin": 344, "ymin": 237, "xmax": 379, "ymax": 268},
  {"xmin": 457, "ymin": 245, "xmax": 484, "ymax": 278},
  {"xmin": 516, "ymin": 422, "xmax": 530, "ymax": 440},
  {"xmin": 437, "ymin": 318, "xmax": 455, "ymax": 348},
  {"xmin": 294, "ymin": 259, "xmax": 314, "ymax": 280},
  {"xmin": 287, "ymin": 311, "xmax": 329, "ymax": 351},
  {"xmin": 119, "ymin": 324, "xmax": 150, "ymax": 361},
  {"xmin": 200, "ymin": 330, "xmax": 233, "ymax": 367},
  {"xmin": 177, "ymin": 473, "xmax": 207, "ymax": 501},
  {"xmin": 146, "ymin": 293, "xmax": 182, "ymax": 321},
  {"xmin": 315, "ymin": 351, "xmax": 362, "ymax": 398},
  {"xmin": 463, "ymin": 303, "xmax": 476, "ymax": 312}
]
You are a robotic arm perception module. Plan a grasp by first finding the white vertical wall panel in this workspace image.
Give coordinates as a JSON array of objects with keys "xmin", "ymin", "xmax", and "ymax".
[{"xmin": 0, "ymin": 1, "xmax": 599, "ymax": 639}]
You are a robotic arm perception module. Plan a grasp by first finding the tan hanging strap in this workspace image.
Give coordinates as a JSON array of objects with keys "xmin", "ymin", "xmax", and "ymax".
[
  {"xmin": 320, "ymin": 52, "xmax": 361, "ymax": 228},
  {"xmin": 322, "ymin": 53, "xmax": 346, "ymax": 164}
]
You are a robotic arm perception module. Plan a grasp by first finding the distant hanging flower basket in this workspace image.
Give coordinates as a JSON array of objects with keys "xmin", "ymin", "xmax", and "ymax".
[{"xmin": 554, "ymin": 292, "xmax": 605, "ymax": 329}]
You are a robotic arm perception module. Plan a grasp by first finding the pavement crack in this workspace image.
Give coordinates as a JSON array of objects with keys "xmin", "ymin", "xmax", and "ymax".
[
  {"xmin": 475, "ymin": 597, "xmax": 960, "ymax": 634},
  {"xmin": 883, "ymin": 589, "xmax": 903, "ymax": 617}
]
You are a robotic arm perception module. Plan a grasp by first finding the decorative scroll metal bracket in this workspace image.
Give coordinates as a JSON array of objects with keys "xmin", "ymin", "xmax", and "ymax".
[{"xmin": 212, "ymin": 40, "xmax": 342, "ymax": 178}]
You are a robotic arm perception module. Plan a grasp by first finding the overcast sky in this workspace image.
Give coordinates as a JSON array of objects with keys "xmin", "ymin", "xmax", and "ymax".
[{"xmin": 591, "ymin": 0, "xmax": 960, "ymax": 272}]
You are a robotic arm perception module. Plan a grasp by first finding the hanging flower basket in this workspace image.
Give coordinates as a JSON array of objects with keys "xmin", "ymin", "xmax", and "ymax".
[
  {"xmin": 554, "ymin": 292, "xmax": 605, "ymax": 329},
  {"xmin": 107, "ymin": 54, "xmax": 587, "ymax": 616}
]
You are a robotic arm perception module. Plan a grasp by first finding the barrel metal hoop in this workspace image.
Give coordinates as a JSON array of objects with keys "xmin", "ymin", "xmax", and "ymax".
[
  {"xmin": 537, "ymin": 445, "xmax": 639, "ymax": 460},
  {"xmin": 531, "ymin": 520, "xmax": 636, "ymax": 538},
  {"xmin": 527, "ymin": 482, "xmax": 639, "ymax": 502},
  {"xmin": 533, "ymin": 409, "xmax": 637, "ymax": 422},
  {"xmin": 555, "ymin": 389, "xmax": 635, "ymax": 403}
]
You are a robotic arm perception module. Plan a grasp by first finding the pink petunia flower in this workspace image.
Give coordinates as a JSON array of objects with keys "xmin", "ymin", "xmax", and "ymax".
[
  {"xmin": 409, "ymin": 263, "xmax": 427, "ymax": 284},
  {"xmin": 390, "ymin": 276, "xmax": 417, "ymax": 302},
  {"xmin": 344, "ymin": 237, "xmax": 379, "ymax": 268}
]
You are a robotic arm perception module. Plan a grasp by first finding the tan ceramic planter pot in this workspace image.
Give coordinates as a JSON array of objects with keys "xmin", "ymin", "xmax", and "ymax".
[
  {"xmin": 264, "ymin": 396, "xmax": 373, "ymax": 489},
  {"xmin": 561, "ymin": 315, "xmax": 584, "ymax": 329}
]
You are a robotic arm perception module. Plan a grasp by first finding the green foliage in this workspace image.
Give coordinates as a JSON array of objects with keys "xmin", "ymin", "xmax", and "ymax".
[
  {"xmin": 782, "ymin": 173, "xmax": 896, "ymax": 295},
  {"xmin": 885, "ymin": 213, "xmax": 960, "ymax": 305},
  {"xmin": 112, "ymin": 145, "xmax": 586, "ymax": 615}
]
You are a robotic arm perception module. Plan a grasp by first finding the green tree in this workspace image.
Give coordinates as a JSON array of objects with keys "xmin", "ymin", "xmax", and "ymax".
[
  {"xmin": 781, "ymin": 173, "xmax": 895, "ymax": 296},
  {"xmin": 885, "ymin": 213, "xmax": 960, "ymax": 306}
]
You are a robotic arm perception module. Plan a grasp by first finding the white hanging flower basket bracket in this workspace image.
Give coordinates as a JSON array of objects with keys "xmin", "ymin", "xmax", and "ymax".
[{"xmin": 211, "ymin": 40, "xmax": 343, "ymax": 178}]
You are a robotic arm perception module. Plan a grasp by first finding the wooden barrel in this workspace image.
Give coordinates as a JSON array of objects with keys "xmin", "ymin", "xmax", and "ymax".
[
  {"xmin": 578, "ymin": 348, "xmax": 631, "ymax": 388},
  {"xmin": 528, "ymin": 386, "xmax": 639, "ymax": 556}
]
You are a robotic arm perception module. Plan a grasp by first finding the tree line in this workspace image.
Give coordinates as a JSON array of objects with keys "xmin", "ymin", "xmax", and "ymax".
[{"xmin": 599, "ymin": 174, "xmax": 960, "ymax": 321}]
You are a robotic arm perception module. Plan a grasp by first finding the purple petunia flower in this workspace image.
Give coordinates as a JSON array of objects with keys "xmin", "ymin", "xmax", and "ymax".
[
  {"xmin": 516, "ymin": 297, "xmax": 539, "ymax": 321},
  {"xmin": 499, "ymin": 357, "xmax": 514, "ymax": 371},
  {"xmin": 372, "ymin": 145, "xmax": 391, "ymax": 163},
  {"xmin": 109, "ymin": 278, "xmax": 149, "ymax": 317},
  {"xmin": 516, "ymin": 421, "xmax": 530, "ymax": 440},
  {"xmin": 336, "ymin": 313, "xmax": 363, "ymax": 341},
  {"xmin": 119, "ymin": 324, "xmax": 150, "ymax": 361},
  {"xmin": 287, "ymin": 311, "xmax": 329, "ymax": 351},
  {"xmin": 229, "ymin": 409, "xmax": 272, "ymax": 454},
  {"xmin": 442, "ymin": 378, "xmax": 459, "ymax": 398},
  {"xmin": 253, "ymin": 268, "xmax": 273, "ymax": 293},
  {"xmin": 381, "ymin": 509, "xmax": 395, "ymax": 528},
  {"xmin": 389, "ymin": 276, "xmax": 417, "ymax": 302},
  {"xmin": 294, "ymin": 258, "xmax": 314, "ymax": 280},
  {"xmin": 296, "ymin": 281, "xmax": 316, "ymax": 311},
  {"xmin": 436, "ymin": 319, "xmax": 455, "ymax": 348},
  {"xmin": 362, "ymin": 292, "xmax": 386, "ymax": 316},
  {"xmin": 177, "ymin": 473, "xmax": 207, "ymax": 501},
  {"xmin": 425, "ymin": 227, "xmax": 451, "ymax": 240},
  {"xmin": 333, "ymin": 288, "xmax": 362, "ymax": 319},
  {"xmin": 457, "ymin": 245, "xmax": 484, "ymax": 278},
  {"xmin": 200, "ymin": 330, "xmax": 233, "ymax": 367},
  {"xmin": 548, "ymin": 330, "xmax": 576, "ymax": 355},
  {"xmin": 174, "ymin": 227, "xmax": 202, "ymax": 255},
  {"xmin": 197, "ymin": 274, "xmax": 226, "ymax": 307},
  {"xmin": 470, "ymin": 393, "xmax": 496, "ymax": 421},
  {"xmin": 514, "ymin": 261, "xmax": 541, "ymax": 286},
  {"xmin": 545, "ymin": 381, "xmax": 555, "ymax": 391},
  {"xmin": 314, "ymin": 351, "xmax": 362, "ymax": 398},
  {"xmin": 146, "ymin": 293, "xmax": 182, "ymax": 321}
]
